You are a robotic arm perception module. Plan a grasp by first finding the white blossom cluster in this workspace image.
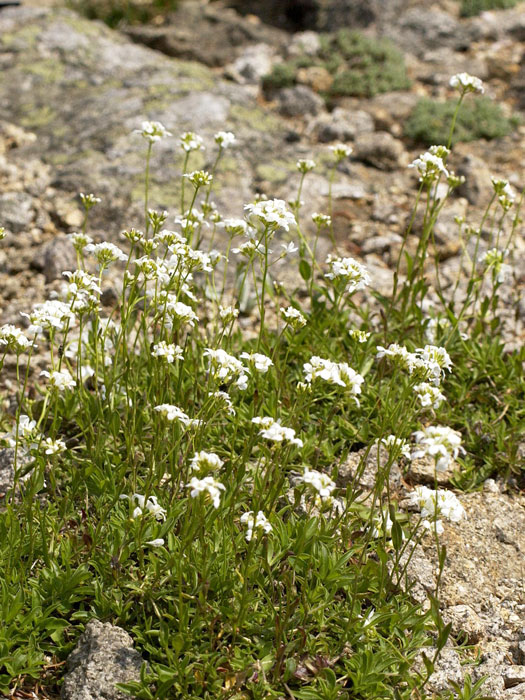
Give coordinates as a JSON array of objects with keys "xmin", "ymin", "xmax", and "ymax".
[
  {"xmin": 240, "ymin": 352, "xmax": 273, "ymax": 374},
  {"xmin": 410, "ymin": 485, "xmax": 465, "ymax": 535},
  {"xmin": 449, "ymin": 72, "xmax": 484, "ymax": 95},
  {"xmin": 244, "ymin": 198, "xmax": 296, "ymax": 232},
  {"xmin": 240, "ymin": 511, "xmax": 272, "ymax": 541},
  {"xmin": 376, "ymin": 343, "xmax": 452, "ymax": 385},
  {"xmin": 120, "ymin": 493, "xmax": 167, "ymax": 520},
  {"xmin": 154, "ymin": 404, "xmax": 202, "ymax": 428},
  {"xmin": 189, "ymin": 450, "xmax": 223, "ymax": 473},
  {"xmin": 409, "ymin": 145, "xmax": 450, "ymax": 184},
  {"xmin": 303, "ymin": 356, "xmax": 364, "ymax": 402},
  {"xmin": 481, "ymin": 248, "xmax": 512, "ymax": 284},
  {"xmin": 252, "ymin": 417, "xmax": 303, "ymax": 447},
  {"xmin": 299, "ymin": 468, "xmax": 336, "ymax": 501},
  {"xmin": 324, "ymin": 255, "xmax": 371, "ymax": 294},
  {"xmin": 187, "ymin": 476, "xmax": 225, "ymax": 508},
  {"xmin": 204, "ymin": 348, "xmax": 249, "ymax": 390},
  {"xmin": 412, "ymin": 425, "xmax": 464, "ymax": 472},
  {"xmin": 280, "ymin": 306, "xmax": 307, "ymax": 329},
  {"xmin": 0, "ymin": 324, "xmax": 32, "ymax": 353}
]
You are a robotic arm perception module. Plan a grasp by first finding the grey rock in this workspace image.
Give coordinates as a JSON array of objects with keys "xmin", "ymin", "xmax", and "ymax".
[
  {"xmin": 504, "ymin": 666, "xmax": 525, "ymax": 689},
  {"xmin": 442, "ymin": 604, "xmax": 485, "ymax": 645},
  {"xmin": 61, "ymin": 620, "xmax": 143, "ymax": 700},
  {"xmin": 384, "ymin": 8, "xmax": 467, "ymax": 58},
  {"xmin": 31, "ymin": 235, "xmax": 77, "ymax": 283},
  {"xmin": 418, "ymin": 647, "xmax": 463, "ymax": 695},
  {"xmin": 361, "ymin": 233, "xmax": 402, "ymax": 255},
  {"xmin": 337, "ymin": 445, "xmax": 403, "ymax": 494},
  {"xmin": 0, "ymin": 447, "xmax": 32, "ymax": 498},
  {"xmin": 0, "ymin": 191, "xmax": 34, "ymax": 232},
  {"xmin": 277, "ymin": 85, "xmax": 325, "ymax": 117},
  {"xmin": 456, "ymin": 154, "xmax": 494, "ymax": 206},
  {"xmin": 125, "ymin": 1, "xmax": 287, "ymax": 68},
  {"xmin": 405, "ymin": 455, "xmax": 458, "ymax": 488},
  {"xmin": 230, "ymin": 43, "xmax": 278, "ymax": 83},
  {"xmin": 313, "ymin": 108, "xmax": 374, "ymax": 143},
  {"xmin": 288, "ymin": 30, "xmax": 321, "ymax": 58},
  {"xmin": 353, "ymin": 131, "xmax": 408, "ymax": 171}
]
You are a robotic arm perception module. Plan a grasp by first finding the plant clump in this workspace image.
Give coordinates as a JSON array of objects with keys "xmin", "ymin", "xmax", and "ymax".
[
  {"xmin": 65, "ymin": 0, "xmax": 179, "ymax": 27},
  {"xmin": 404, "ymin": 96, "xmax": 518, "ymax": 146},
  {"xmin": 263, "ymin": 29, "xmax": 410, "ymax": 100},
  {"xmin": 459, "ymin": 0, "xmax": 518, "ymax": 17}
]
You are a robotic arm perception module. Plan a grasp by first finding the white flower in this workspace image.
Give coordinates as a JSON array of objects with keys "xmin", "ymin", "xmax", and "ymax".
[
  {"xmin": 152, "ymin": 342, "xmax": 183, "ymax": 364},
  {"xmin": 79, "ymin": 192, "xmax": 101, "ymax": 209},
  {"xmin": 370, "ymin": 510, "xmax": 395, "ymax": 539},
  {"xmin": 244, "ymin": 199, "xmax": 296, "ymax": 232},
  {"xmin": 154, "ymin": 404, "xmax": 201, "ymax": 427},
  {"xmin": 219, "ymin": 305, "xmax": 239, "ymax": 322},
  {"xmin": 120, "ymin": 494, "xmax": 167, "ymax": 520},
  {"xmin": 43, "ymin": 437, "xmax": 67, "ymax": 455},
  {"xmin": 189, "ymin": 450, "xmax": 223, "ymax": 473},
  {"xmin": 164, "ymin": 300, "xmax": 199, "ymax": 329},
  {"xmin": 4, "ymin": 414, "xmax": 40, "ymax": 448},
  {"xmin": 184, "ymin": 170, "xmax": 213, "ymax": 188},
  {"xmin": 240, "ymin": 511, "xmax": 272, "ymax": 541},
  {"xmin": 84, "ymin": 242, "xmax": 127, "ymax": 266},
  {"xmin": 409, "ymin": 146, "xmax": 450, "ymax": 184},
  {"xmin": 303, "ymin": 356, "xmax": 364, "ymax": 401},
  {"xmin": 240, "ymin": 352, "xmax": 273, "ymax": 374},
  {"xmin": 411, "ymin": 485, "xmax": 465, "ymax": 526},
  {"xmin": 252, "ymin": 417, "xmax": 303, "ymax": 448},
  {"xmin": 21, "ymin": 300, "xmax": 75, "ymax": 336},
  {"xmin": 450, "ymin": 72, "xmax": 484, "ymax": 95},
  {"xmin": 376, "ymin": 343, "xmax": 452, "ymax": 384},
  {"xmin": 180, "ymin": 131, "xmax": 204, "ymax": 152},
  {"xmin": 40, "ymin": 369, "xmax": 76, "ymax": 391},
  {"xmin": 349, "ymin": 329, "xmax": 370, "ymax": 343},
  {"xmin": 311, "ymin": 212, "xmax": 331, "ymax": 228},
  {"xmin": 411, "ymin": 425, "xmax": 464, "ymax": 472},
  {"xmin": 0, "ymin": 324, "xmax": 32, "ymax": 352},
  {"xmin": 214, "ymin": 131, "xmax": 236, "ymax": 148},
  {"xmin": 146, "ymin": 538, "xmax": 165, "ymax": 547},
  {"xmin": 296, "ymin": 159, "xmax": 316, "ymax": 173},
  {"xmin": 325, "ymin": 255, "xmax": 370, "ymax": 293},
  {"xmin": 203, "ymin": 348, "xmax": 249, "ymax": 389},
  {"xmin": 209, "ymin": 390, "xmax": 236, "ymax": 416},
  {"xmin": 70, "ymin": 232, "xmax": 93, "ymax": 253},
  {"xmin": 414, "ymin": 382, "xmax": 445, "ymax": 409},
  {"xmin": 380, "ymin": 435, "xmax": 411, "ymax": 459},
  {"xmin": 187, "ymin": 476, "xmax": 225, "ymax": 508},
  {"xmin": 422, "ymin": 518, "xmax": 444, "ymax": 535},
  {"xmin": 134, "ymin": 120, "xmax": 172, "ymax": 143},
  {"xmin": 220, "ymin": 218, "xmax": 249, "ymax": 236},
  {"xmin": 330, "ymin": 143, "xmax": 353, "ymax": 161},
  {"xmin": 280, "ymin": 306, "xmax": 307, "ymax": 329},
  {"xmin": 280, "ymin": 241, "xmax": 298, "ymax": 255},
  {"xmin": 300, "ymin": 468, "xmax": 336, "ymax": 500},
  {"xmin": 481, "ymin": 248, "xmax": 512, "ymax": 283}
]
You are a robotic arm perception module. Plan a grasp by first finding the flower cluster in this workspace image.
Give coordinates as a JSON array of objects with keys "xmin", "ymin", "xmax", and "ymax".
[
  {"xmin": 280, "ymin": 306, "xmax": 307, "ymax": 329},
  {"xmin": 240, "ymin": 511, "xmax": 272, "ymax": 541},
  {"xmin": 240, "ymin": 352, "xmax": 273, "ymax": 374},
  {"xmin": 204, "ymin": 348, "xmax": 249, "ymax": 390},
  {"xmin": 330, "ymin": 143, "xmax": 353, "ymax": 161},
  {"xmin": 410, "ymin": 485, "xmax": 465, "ymax": 534},
  {"xmin": 481, "ymin": 248, "xmax": 512, "ymax": 284},
  {"xmin": 376, "ymin": 343, "xmax": 452, "ymax": 384},
  {"xmin": 411, "ymin": 425, "xmax": 464, "ymax": 472},
  {"xmin": 152, "ymin": 341, "xmax": 184, "ymax": 363},
  {"xmin": 409, "ymin": 146, "xmax": 450, "ymax": 184},
  {"xmin": 379, "ymin": 435, "xmax": 411, "ymax": 459},
  {"xmin": 414, "ymin": 382, "xmax": 445, "ymax": 409},
  {"xmin": 449, "ymin": 72, "xmax": 484, "ymax": 95},
  {"xmin": 40, "ymin": 369, "xmax": 76, "ymax": 392},
  {"xmin": 154, "ymin": 404, "xmax": 202, "ymax": 427},
  {"xmin": 180, "ymin": 131, "xmax": 204, "ymax": 152},
  {"xmin": 187, "ymin": 476, "xmax": 225, "ymax": 508},
  {"xmin": 135, "ymin": 121, "xmax": 172, "ymax": 143},
  {"xmin": 0, "ymin": 324, "xmax": 32, "ymax": 353},
  {"xmin": 252, "ymin": 417, "xmax": 303, "ymax": 447},
  {"xmin": 244, "ymin": 198, "xmax": 296, "ymax": 232},
  {"xmin": 189, "ymin": 451, "xmax": 223, "ymax": 473},
  {"xmin": 300, "ymin": 468, "xmax": 336, "ymax": 501},
  {"xmin": 214, "ymin": 131, "xmax": 235, "ymax": 149},
  {"xmin": 324, "ymin": 255, "xmax": 371, "ymax": 294},
  {"xmin": 303, "ymin": 356, "xmax": 364, "ymax": 402},
  {"xmin": 120, "ymin": 493, "xmax": 167, "ymax": 520}
]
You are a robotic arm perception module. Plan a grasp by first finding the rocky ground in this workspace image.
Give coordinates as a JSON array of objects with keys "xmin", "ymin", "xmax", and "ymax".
[{"xmin": 0, "ymin": 0, "xmax": 524, "ymax": 698}]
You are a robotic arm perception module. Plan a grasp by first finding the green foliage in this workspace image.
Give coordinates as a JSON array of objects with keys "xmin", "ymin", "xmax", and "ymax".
[
  {"xmin": 460, "ymin": 0, "xmax": 518, "ymax": 17},
  {"xmin": 404, "ymin": 97, "xmax": 517, "ymax": 145},
  {"xmin": 263, "ymin": 29, "xmax": 410, "ymax": 100},
  {"xmin": 66, "ymin": 0, "xmax": 179, "ymax": 27},
  {"xmin": 0, "ymin": 85, "xmax": 521, "ymax": 699}
]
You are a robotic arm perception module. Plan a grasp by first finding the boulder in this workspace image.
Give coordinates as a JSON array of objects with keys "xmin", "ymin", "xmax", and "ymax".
[{"xmin": 61, "ymin": 620, "xmax": 143, "ymax": 700}]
